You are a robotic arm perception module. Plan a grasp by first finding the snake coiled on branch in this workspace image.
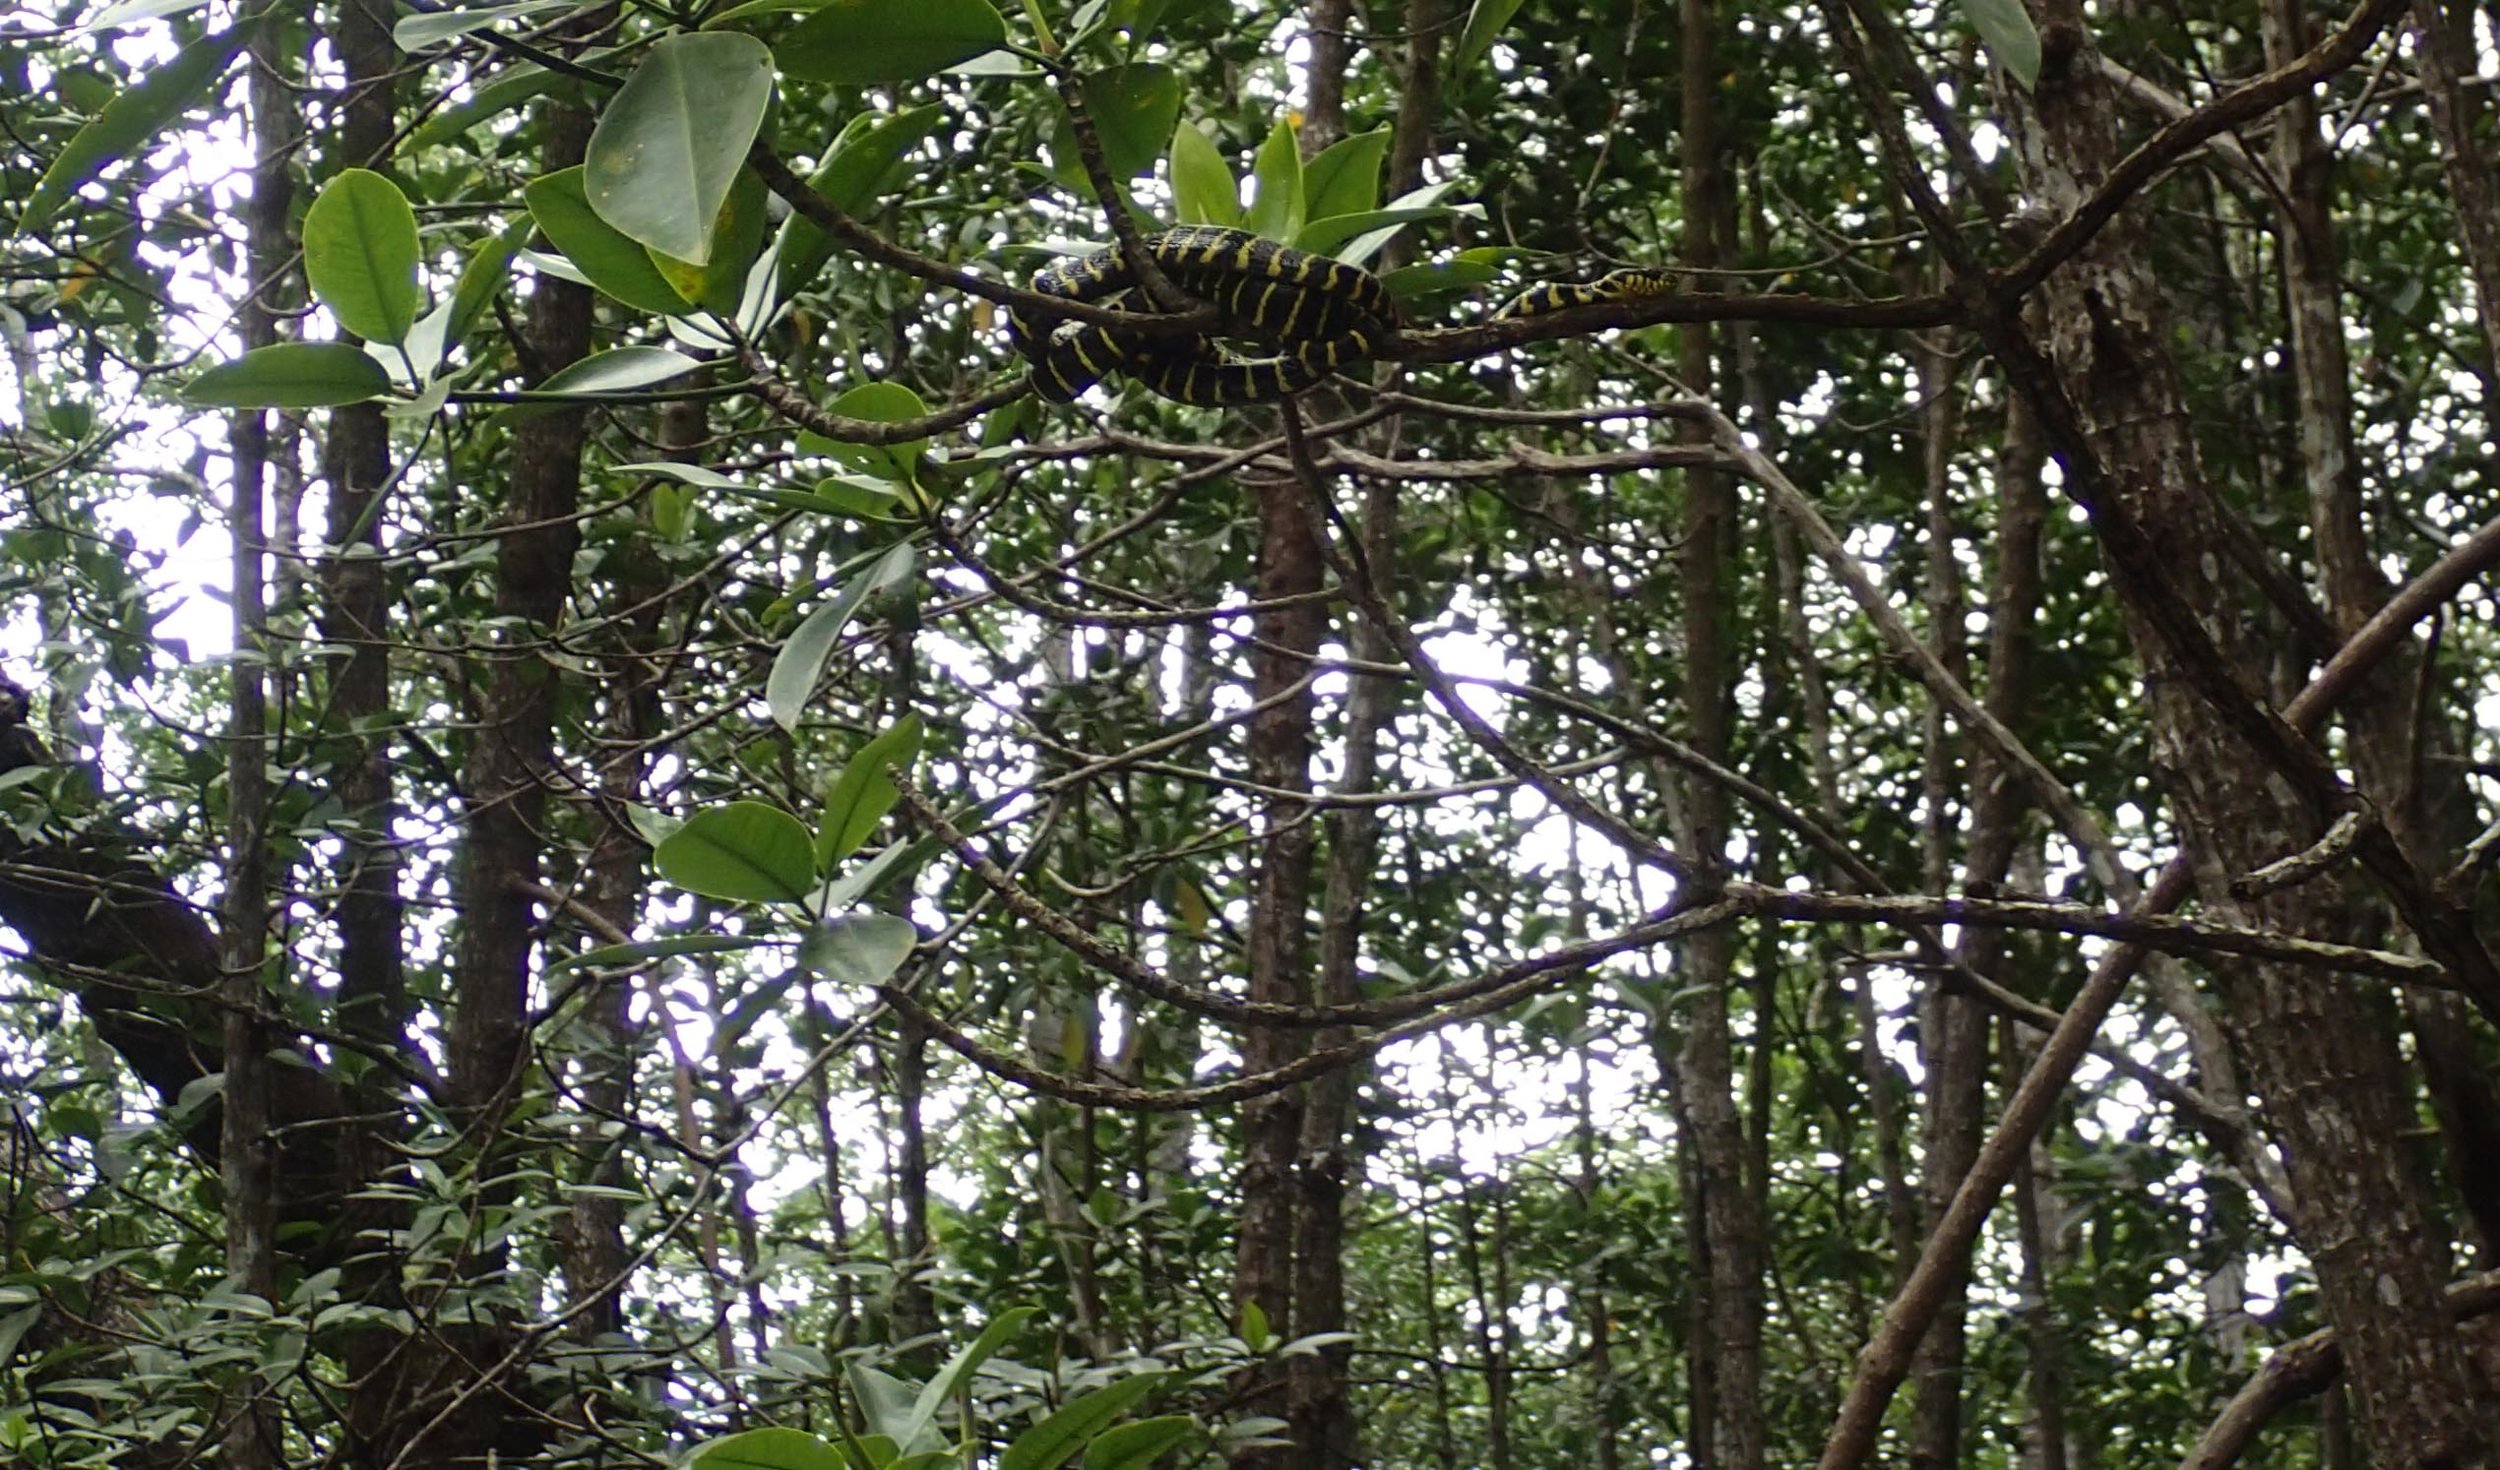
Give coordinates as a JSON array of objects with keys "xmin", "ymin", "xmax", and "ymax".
[{"xmin": 1009, "ymin": 226, "xmax": 1673, "ymax": 407}]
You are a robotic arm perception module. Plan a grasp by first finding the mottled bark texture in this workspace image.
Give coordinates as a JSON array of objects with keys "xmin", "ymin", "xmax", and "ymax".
[
  {"xmin": 1998, "ymin": 7, "xmax": 2500, "ymax": 1462},
  {"xmin": 1226, "ymin": 462, "xmax": 1323, "ymax": 1468},
  {"xmin": 1670, "ymin": 0, "xmax": 1765, "ymax": 1460}
]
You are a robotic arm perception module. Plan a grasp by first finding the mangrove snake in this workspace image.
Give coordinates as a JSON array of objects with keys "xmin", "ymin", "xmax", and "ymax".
[{"xmin": 1008, "ymin": 226, "xmax": 1674, "ymax": 407}]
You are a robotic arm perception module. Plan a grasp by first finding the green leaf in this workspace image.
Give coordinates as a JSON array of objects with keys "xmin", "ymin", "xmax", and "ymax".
[
  {"xmin": 776, "ymin": 106, "xmax": 948, "ymax": 298},
  {"xmin": 1958, "ymin": 0, "xmax": 2042, "ymax": 89},
  {"xmin": 1000, "ymin": 1375, "xmax": 1165, "ymax": 1470},
  {"xmin": 649, "ymin": 167, "xmax": 772, "ymax": 316},
  {"xmin": 803, "ymin": 382, "xmax": 931, "ymax": 482},
  {"xmin": 689, "ymin": 1426, "xmax": 847, "ymax": 1470},
  {"xmin": 620, "ymin": 461, "xmax": 852, "ymax": 516},
  {"xmin": 407, "ymin": 62, "xmax": 563, "ymax": 149},
  {"xmin": 1065, "ymin": 64, "xmax": 1181, "ymax": 185},
  {"xmin": 1238, "ymin": 1299, "xmax": 1272, "ymax": 1351},
  {"xmin": 710, "ymin": 0, "xmax": 824, "ymax": 17},
  {"xmin": 442, "ymin": 214, "xmax": 534, "ymax": 351},
  {"xmin": 585, "ymin": 30, "xmax": 776, "ymax": 265},
  {"xmin": 846, "ymin": 1362, "xmax": 932, "ymax": 1453},
  {"xmin": 900, "ymin": 1307, "xmax": 1040, "ymax": 1449},
  {"xmin": 531, "ymin": 346, "xmax": 703, "ymax": 396},
  {"xmin": 88, "ymin": 0, "xmax": 212, "ymax": 28},
  {"xmin": 1108, "ymin": 0, "xmax": 1174, "ymax": 41},
  {"xmin": 767, "ymin": 598, "xmax": 859, "ymax": 733},
  {"xmin": 1453, "ymin": 0, "xmax": 1527, "ymax": 72},
  {"xmin": 1293, "ymin": 204, "xmax": 1470, "ymax": 261},
  {"xmin": 1080, "ymin": 1417, "xmax": 1198, "ymax": 1470},
  {"xmin": 813, "ymin": 476, "xmax": 906, "ymax": 520},
  {"xmin": 1301, "ymin": 127, "xmax": 1387, "ymax": 222},
  {"xmin": 799, "ymin": 912, "xmax": 919, "ymax": 985},
  {"xmin": 655, "ymin": 801, "xmax": 816, "ymax": 903},
  {"xmin": 393, "ymin": 0, "xmax": 574, "ymax": 50},
  {"xmin": 1378, "ymin": 255, "xmax": 1500, "ymax": 301},
  {"xmin": 1241, "ymin": 117, "xmax": 1303, "ymax": 242},
  {"xmin": 19, "ymin": 17, "xmax": 259, "ymax": 238},
  {"xmin": 818, "ymin": 715, "xmax": 923, "ymax": 862},
  {"xmin": 778, "ymin": 0, "xmax": 1008, "ymax": 85},
  {"xmin": 181, "ymin": 343, "xmax": 394, "ymax": 409},
  {"xmin": 1168, "ymin": 121, "xmax": 1239, "ymax": 227},
  {"xmin": 545, "ymin": 934, "xmax": 772, "ymax": 977},
  {"xmin": 0, "ymin": 1305, "xmax": 42, "ymax": 1369},
  {"xmin": 1337, "ymin": 181, "xmax": 1472, "ymax": 265},
  {"xmin": 766, "ymin": 542, "xmax": 918, "ymax": 733},
  {"xmin": 524, "ymin": 167, "xmax": 693, "ymax": 315},
  {"xmin": 303, "ymin": 169, "xmax": 423, "ymax": 346},
  {"xmin": 616, "ymin": 460, "xmax": 744, "ymax": 490}
]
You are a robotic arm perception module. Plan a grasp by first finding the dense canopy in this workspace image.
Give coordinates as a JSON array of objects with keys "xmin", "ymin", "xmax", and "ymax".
[{"xmin": 1, "ymin": 0, "xmax": 2498, "ymax": 1467}]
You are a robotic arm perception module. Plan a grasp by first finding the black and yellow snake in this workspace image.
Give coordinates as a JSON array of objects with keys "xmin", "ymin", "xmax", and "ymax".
[{"xmin": 1008, "ymin": 226, "xmax": 1672, "ymax": 407}]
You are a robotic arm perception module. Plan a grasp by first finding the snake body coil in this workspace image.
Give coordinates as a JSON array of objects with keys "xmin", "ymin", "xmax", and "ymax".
[
  {"xmin": 1011, "ymin": 226, "xmax": 1396, "ymax": 407},
  {"xmin": 1009, "ymin": 230, "xmax": 1679, "ymax": 406}
]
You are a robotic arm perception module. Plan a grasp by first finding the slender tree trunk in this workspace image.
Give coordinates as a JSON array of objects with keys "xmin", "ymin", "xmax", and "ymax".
[
  {"xmin": 218, "ymin": 19, "xmax": 295, "ymax": 1464},
  {"xmin": 1289, "ymin": 469, "xmax": 1393, "ymax": 1470},
  {"xmin": 401, "ymin": 32, "xmax": 598, "ymax": 1466},
  {"xmin": 561, "ymin": 393, "xmax": 690, "ymax": 1349},
  {"xmin": 1229, "ymin": 460, "xmax": 1322, "ymax": 1464},
  {"xmin": 305, "ymin": 4, "xmax": 422, "ymax": 1462},
  {"xmin": 1908, "ymin": 325, "xmax": 1987, "ymax": 1470},
  {"xmin": 322, "ymin": 0, "xmax": 404, "ymax": 1045},
  {"xmin": 1575, "ymin": 1073, "xmax": 1624, "ymax": 1470},
  {"xmin": 2407, "ymin": 0, "xmax": 2500, "ymax": 372},
  {"xmin": 2008, "ymin": 1037, "xmax": 2072, "ymax": 1470},
  {"xmin": 1672, "ymin": 0, "xmax": 1764, "ymax": 1459}
]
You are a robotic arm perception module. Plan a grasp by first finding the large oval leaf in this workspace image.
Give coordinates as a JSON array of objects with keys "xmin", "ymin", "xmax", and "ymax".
[
  {"xmin": 1452, "ymin": 0, "xmax": 1526, "ymax": 72},
  {"xmin": 655, "ymin": 801, "xmax": 816, "ymax": 903},
  {"xmin": 524, "ymin": 167, "xmax": 692, "ymax": 315},
  {"xmin": 817, "ymin": 714, "xmax": 923, "ymax": 861},
  {"xmin": 1082, "ymin": 1417, "xmax": 1200, "ymax": 1470},
  {"xmin": 19, "ymin": 17, "xmax": 259, "ymax": 238},
  {"xmin": 181, "ymin": 342, "xmax": 394, "ymax": 408},
  {"xmin": 1240, "ymin": 116, "xmax": 1303, "ymax": 242},
  {"xmin": 1059, "ymin": 64, "xmax": 1181, "ymax": 185},
  {"xmin": 1168, "ymin": 120, "xmax": 1240, "ymax": 227},
  {"xmin": 797, "ymin": 912, "xmax": 919, "ymax": 985},
  {"xmin": 778, "ymin": 0, "xmax": 1007, "ymax": 85},
  {"xmin": 585, "ymin": 31, "xmax": 775, "ymax": 265},
  {"xmin": 1957, "ymin": 0, "xmax": 2043, "ymax": 89},
  {"xmin": 303, "ymin": 169, "xmax": 422, "ymax": 346},
  {"xmin": 1301, "ymin": 127, "xmax": 1388, "ymax": 221},
  {"xmin": 688, "ymin": 1426, "xmax": 846, "ymax": 1470},
  {"xmin": 1000, "ymin": 1376, "xmax": 1166, "ymax": 1470},
  {"xmin": 649, "ymin": 167, "xmax": 772, "ymax": 316},
  {"xmin": 530, "ymin": 346, "xmax": 704, "ymax": 396}
]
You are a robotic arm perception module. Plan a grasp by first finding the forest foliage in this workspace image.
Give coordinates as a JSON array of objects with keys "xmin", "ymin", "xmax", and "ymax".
[{"xmin": 2, "ymin": 0, "xmax": 2499, "ymax": 1467}]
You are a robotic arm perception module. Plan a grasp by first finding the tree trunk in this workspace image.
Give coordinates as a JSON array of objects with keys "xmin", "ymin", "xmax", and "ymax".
[
  {"xmin": 1673, "ymin": 0, "xmax": 1765, "ymax": 1459},
  {"xmin": 1999, "ymin": 10, "xmax": 2500, "ymax": 1460}
]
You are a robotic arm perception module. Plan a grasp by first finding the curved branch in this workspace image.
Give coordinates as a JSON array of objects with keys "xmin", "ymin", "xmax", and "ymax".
[
  {"xmin": 1997, "ymin": 0, "xmax": 2410, "ymax": 301},
  {"xmin": 2181, "ymin": 1271, "xmax": 2500, "ymax": 1470}
]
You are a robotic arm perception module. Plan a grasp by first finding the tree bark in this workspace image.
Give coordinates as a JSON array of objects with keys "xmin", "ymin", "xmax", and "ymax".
[
  {"xmin": 1672, "ymin": 0, "xmax": 1765, "ymax": 1460},
  {"xmin": 1998, "ymin": 10, "xmax": 2500, "ymax": 1461}
]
